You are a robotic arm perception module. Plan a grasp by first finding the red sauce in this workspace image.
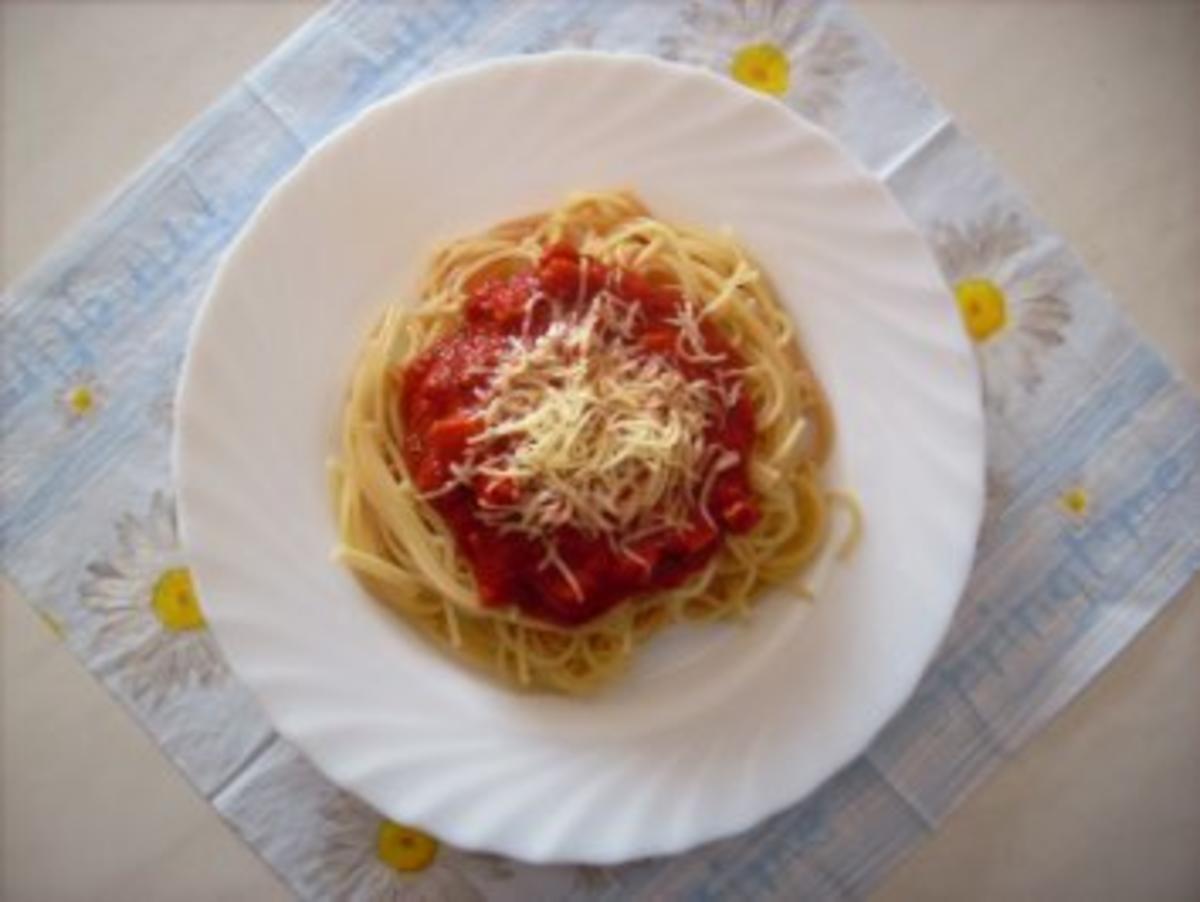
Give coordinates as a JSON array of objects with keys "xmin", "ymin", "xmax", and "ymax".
[{"xmin": 398, "ymin": 244, "xmax": 760, "ymax": 626}]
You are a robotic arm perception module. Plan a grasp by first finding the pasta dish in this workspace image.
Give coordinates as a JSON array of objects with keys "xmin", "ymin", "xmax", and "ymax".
[{"xmin": 332, "ymin": 191, "xmax": 849, "ymax": 693}]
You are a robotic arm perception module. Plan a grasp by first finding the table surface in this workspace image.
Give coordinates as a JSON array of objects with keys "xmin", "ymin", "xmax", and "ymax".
[{"xmin": 3, "ymin": 2, "xmax": 1198, "ymax": 900}]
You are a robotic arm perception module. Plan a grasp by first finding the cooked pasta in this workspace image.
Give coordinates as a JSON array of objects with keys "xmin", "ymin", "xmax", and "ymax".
[{"xmin": 332, "ymin": 191, "xmax": 849, "ymax": 693}]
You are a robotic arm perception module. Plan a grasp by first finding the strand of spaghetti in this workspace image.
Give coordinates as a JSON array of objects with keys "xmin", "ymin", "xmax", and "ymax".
[
  {"xmin": 334, "ymin": 545, "xmax": 421, "ymax": 592},
  {"xmin": 829, "ymin": 490, "xmax": 865, "ymax": 560}
]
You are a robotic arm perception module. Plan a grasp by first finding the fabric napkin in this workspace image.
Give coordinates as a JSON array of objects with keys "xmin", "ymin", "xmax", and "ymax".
[{"xmin": 3, "ymin": 1, "xmax": 1197, "ymax": 898}]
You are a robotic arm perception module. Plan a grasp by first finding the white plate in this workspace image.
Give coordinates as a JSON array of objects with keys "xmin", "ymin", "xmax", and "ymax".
[{"xmin": 175, "ymin": 52, "xmax": 984, "ymax": 864}]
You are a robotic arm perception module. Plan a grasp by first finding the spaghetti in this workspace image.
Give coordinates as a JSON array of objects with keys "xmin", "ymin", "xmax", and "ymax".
[{"xmin": 332, "ymin": 191, "xmax": 841, "ymax": 693}]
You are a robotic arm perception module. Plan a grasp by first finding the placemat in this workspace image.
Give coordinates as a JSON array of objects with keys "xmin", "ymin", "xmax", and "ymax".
[{"xmin": 3, "ymin": 1, "xmax": 1198, "ymax": 898}]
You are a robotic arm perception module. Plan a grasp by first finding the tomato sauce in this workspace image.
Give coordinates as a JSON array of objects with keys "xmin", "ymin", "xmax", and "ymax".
[{"xmin": 398, "ymin": 244, "xmax": 760, "ymax": 626}]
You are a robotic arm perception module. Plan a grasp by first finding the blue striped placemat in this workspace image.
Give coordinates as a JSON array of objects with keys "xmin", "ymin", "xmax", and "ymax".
[{"xmin": 3, "ymin": 1, "xmax": 1197, "ymax": 898}]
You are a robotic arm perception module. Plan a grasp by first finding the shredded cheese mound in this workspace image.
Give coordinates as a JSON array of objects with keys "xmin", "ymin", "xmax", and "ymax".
[{"xmin": 444, "ymin": 291, "xmax": 729, "ymax": 548}]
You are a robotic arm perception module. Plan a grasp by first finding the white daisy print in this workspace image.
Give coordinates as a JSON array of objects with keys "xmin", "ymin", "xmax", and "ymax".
[
  {"xmin": 930, "ymin": 208, "xmax": 1071, "ymax": 412},
  {"xmin": 80, "ymin": 492, "xmax": 225, "ymax": 707},
  {"xmin": 661, "ymin": 0, "xmax": 862, "ymax": 123},
  {"xmin": 307, "ymin": 790, "xmax": 513, "ymax": 901}
]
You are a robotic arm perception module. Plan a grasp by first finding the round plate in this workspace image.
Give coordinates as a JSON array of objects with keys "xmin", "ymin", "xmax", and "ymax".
[{"xmin": 175, "ymin": 51, "xmax": 983, "ymax": 864}]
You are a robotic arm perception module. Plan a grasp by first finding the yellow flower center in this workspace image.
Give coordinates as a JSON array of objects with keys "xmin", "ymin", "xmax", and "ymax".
[
  {"xmin": 1059, "ymin": 486, "xmax": 1090, "ymax": 518},
  {"xmin": 954, "ymin": 278, "xmax": 1008, "ymax": 343},
  {"xmin": 730, "ymin": 43, "xmax": 790, "ymax": 97},
  {"xmin": 66, "ymin": 384, "xmax": 96, "ymax": 416},
  {"xmin": 150, "ymin": 568, "xmax": 205, "ymax": 632},
  {"xmin": 376, "ymin": 821, "xmax": 438, "ymax": 873}
]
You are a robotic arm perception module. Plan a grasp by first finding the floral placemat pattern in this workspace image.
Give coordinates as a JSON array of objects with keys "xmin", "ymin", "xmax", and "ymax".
[{"xmin": 3, "ymin": 1, "xmax": 1198, "ymax": 898}]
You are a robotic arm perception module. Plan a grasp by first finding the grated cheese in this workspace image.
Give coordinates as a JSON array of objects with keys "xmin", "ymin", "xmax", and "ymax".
[{"xmin": 432, "ymin": 288, "xmax": 741, "ymax": 582}]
